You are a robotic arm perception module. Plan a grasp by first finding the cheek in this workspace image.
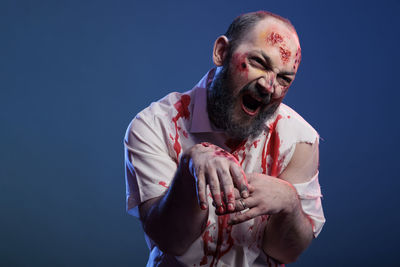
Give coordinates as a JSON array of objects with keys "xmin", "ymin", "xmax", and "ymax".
[
  {"xmin": 273, "ymin": 86, "xmax": 289, "ymax": 99},
  {"xmin": 231, "ymin": 53, "xmax": 249, "ymax": 80}
]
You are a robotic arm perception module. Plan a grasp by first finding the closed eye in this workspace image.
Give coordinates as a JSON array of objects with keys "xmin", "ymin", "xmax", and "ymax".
[
  {"xmin": 277, "ymin": 75, "xmax": 292, "ymax": 85},
  {"xmin": 249, "ymin": 57, "xmax": 269, "ymax": 70}
]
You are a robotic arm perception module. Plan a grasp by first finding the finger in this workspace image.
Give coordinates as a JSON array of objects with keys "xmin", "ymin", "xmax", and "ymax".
[
  {"xmin": 234, "ymin": 188, "xmax": 241, "ymax": 199},
  {"xmin": 244, "ymin": 173, "xmax": 256, "ymax": 192},
  {"xmin": 229, "ymin": 207, "xmax": 261, "ymax": 225},
  {"xmin": 195, "ymin": 167, "xmax": 208, "ymax": 210},
  {"xmin": 230, "ymin": 164, "xmax": 249, "ymax": 198},
  {"xmin": 206, "ymin": 169, "xmax": 224, "ymax": 214},
  {"xmin": 216, "ymin": 167, "xmax": 235, "ymax": 212},
  {"xmin": 234, "ymin": 197, "xmax": 256, "ymax": 211}
]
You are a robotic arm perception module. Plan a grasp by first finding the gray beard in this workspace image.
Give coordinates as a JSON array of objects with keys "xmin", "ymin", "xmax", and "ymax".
[{"xmin": 207, "ymin": 66, "xmax": 280, "ymax": 141}]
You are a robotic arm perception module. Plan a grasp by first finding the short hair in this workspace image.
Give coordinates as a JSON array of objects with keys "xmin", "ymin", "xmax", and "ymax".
[{"xmin": 224, "ymin": 11, "xmax": 297, "ymax": 56}]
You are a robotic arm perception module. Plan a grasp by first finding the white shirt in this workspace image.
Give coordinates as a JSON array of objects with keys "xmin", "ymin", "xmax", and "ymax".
[{"xmin": 124, "ymin": 70, "xmax": 325, "ymax": 267}]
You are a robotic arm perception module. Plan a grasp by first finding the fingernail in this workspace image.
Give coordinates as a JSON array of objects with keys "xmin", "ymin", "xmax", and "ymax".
[
  {"xmin": 218, "ymin": 206, "xmax": 224, "ymax": 214},
  {"xmin": 242, "ymin": 190, "xmax": 249, "ymax": 198},
  {"xmin": 228, "ymin": 203, "xmax": 234, "ymax": 211},
  {"xmin": 201, "ymin": 203, "xmax": 208, "ymax": 210}
]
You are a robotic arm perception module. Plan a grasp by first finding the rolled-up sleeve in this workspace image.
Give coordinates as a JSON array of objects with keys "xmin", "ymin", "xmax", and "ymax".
[
  {"xmin": 292, "ymin": 171, "xmax": 325, "ymax": 237},
  {"xmin": 124, "ymin": 114, "xmax": 177, "ymax": 218}
]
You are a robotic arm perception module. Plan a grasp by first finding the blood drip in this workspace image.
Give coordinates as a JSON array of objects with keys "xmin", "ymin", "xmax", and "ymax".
[
  {"xmin": 200, "ymin": 230, "xmax": 213, "ymax": 265},
  {"xmin": 261, "ymin": 115, "xmax": 284, "ymax": 176},
  {"xmin": 267, "ymin": 114, "xmax": 283, "ymax": 176},
  {"xmin": 209, "ymin": 215, "xmax": 234, "ymax": 267},
  {"xmin": 172, "ymin": 95, "xmax": 191, "ymax": 161}
]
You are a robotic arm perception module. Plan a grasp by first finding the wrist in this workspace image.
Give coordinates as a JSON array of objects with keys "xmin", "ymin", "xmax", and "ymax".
[{"xmin": 282, "ymin": 182, "xmax": 301, "ymax": 215}]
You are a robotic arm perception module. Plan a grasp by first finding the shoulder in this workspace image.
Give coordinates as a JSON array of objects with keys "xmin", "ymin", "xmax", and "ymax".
[
  {"xmin": 275, "ymin": 103, "xmax": 319, "ymax": 145},
  {"xmin": 124, "ymin": 89, "xmax": 196, "ymax": 152},
  {"xmin": 276, "ymin": 104, "xmax": 319, "ymax": 182}
]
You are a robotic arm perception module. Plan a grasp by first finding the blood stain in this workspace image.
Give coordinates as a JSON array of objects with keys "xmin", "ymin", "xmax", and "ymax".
[
  {"xmin": 266, "ymin": 114, "xmax": 284, "ymax": 176},
  {"xmin": 171, "ymin": 95, "xmax": 191, "ymax": 161},
  {"xmin": 252, "ymin": 140, "xmax": 260, "ymax": 148},
  {"xmin": 279, "ymin": 47, "xmax": 291, "ymax": 63},
  {"xmin": 209, "ymin": 215, "xmax": 234, "ymax": 267},
  {"xmin": 267, "ymin": 32, "xmax": 283, "ymax": 45},
  {"xmin": 158, "ymin": 181, "xmax": 169, "ymax": 188},
  {"xmin": 261, "ymin": 115, "xmax": 284, "ymax": 176},
  {"xmin": 232, "ymin": 53, "xmax": 249, "ymax": 79}
]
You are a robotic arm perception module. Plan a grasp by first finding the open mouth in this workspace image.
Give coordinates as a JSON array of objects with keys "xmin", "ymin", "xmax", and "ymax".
[{"xmin": 241, "ymin": 93, "xmax": 263, "ymax": 116}]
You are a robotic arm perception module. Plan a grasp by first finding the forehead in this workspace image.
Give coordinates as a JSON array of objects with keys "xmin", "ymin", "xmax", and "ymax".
[{"xmin": 242, "ymin": 17, "xmax": 299, "ymax": 53}]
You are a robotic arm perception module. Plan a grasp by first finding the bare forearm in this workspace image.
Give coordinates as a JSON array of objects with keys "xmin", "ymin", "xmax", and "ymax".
[
  {"xmin": 262, "ymin": 197, "xmax": 313, "ymax": 263},
  {"xmin": 140, "ymin": 158, "xmax": 208, "ymax": 255}
]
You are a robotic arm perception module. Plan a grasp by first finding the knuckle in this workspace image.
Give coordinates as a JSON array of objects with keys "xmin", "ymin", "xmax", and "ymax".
[{"xmin": 208, "ymin": 184, "xmax": 219, "ymax": 191}]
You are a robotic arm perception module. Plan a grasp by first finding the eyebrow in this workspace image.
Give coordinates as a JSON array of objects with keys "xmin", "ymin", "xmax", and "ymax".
[{"xmin": 256, "ymin": 50, "xmax": 296, "ymax": 76}]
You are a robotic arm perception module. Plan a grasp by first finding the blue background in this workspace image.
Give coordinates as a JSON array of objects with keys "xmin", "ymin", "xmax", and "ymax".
[{"xmin": 1, "ymin": 0, "xmax": 399, "ymax": 266}]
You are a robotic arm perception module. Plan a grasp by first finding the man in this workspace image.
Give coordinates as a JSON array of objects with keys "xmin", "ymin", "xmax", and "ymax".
[{"xmin": 124, "ymin": 11, "xmax": 325, "ymax": 267}]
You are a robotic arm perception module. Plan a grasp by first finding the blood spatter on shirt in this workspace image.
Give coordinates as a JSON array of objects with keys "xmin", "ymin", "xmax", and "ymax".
[
  {"xmin": 158, "ymin": 181, "xmax": 169, "ymax": 188},
  {"xmin": 261, "ymin": 115, "xmax": 284, "ymax": 176},
  {"xmin": 182, "ymin": 130, "xmax": 188, "ymax": 138},
  {"xmin": 225, "ymin": 139, "xmax": 246, "ymax": 152},
  {"xmin": 225, "ymin": 139, "xmax": 247, "ymax": 167},
  {"xmin": 252, "ymin": 140, "xmax": 260, "ymax": 148},
  {"xmin": 200, "ymin": 215, "xmax": 235, "ymax": 267},
  {"xmin": 171, "ymin": 95, "xmax": 191, "ymax": 160}
]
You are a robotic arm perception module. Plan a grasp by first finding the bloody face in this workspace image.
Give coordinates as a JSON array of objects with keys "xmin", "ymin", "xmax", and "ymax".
[{"xmin": 207, "ymin": 18, "xmax": 301, "ymax": 140}]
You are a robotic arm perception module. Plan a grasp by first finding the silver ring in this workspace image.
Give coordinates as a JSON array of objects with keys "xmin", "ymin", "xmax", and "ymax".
[{"xmin": 239, "ymin": 199, "xmax": 247, "ymax": 210}]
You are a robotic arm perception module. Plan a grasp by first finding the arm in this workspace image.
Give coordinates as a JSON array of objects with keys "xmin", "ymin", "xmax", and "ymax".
[
  {"xmin": 262, "ymin": 141, "xmax": 319, "ymax": 263},
  {"xmin": 138, "ymin": 155, "xmax": 208, "ymax": 256},
  {"xmin": 229, "ymin": 140, "xmax": 319, "ymax": 263},
  {"xmin": 138, "ymin": 143, "xmax": 249, "ymax": 256}
]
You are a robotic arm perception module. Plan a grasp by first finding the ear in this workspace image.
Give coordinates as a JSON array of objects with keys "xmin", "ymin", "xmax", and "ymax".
[{"xmin": 212, "ymin": 35, "xmax": 230, "ymax": 66}]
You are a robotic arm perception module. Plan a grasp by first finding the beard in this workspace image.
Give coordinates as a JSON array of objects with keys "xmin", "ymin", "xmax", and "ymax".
[{"xmin": 207, "ymin": 65, "xmax": 280, "ymax": 141}]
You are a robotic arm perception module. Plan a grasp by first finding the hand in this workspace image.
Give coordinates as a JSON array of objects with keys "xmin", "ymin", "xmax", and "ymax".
[
  {"xmin": 229, "ymin": 173, "xmax": 299, "ymax": 224},
  {"xmin": 181, "ymin": 142, "xmax": 249, "ymax": 214}
]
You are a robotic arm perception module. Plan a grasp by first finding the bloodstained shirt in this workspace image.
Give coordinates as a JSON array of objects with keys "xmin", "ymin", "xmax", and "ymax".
[{"xmin": 124, "ymin": 70, "xmax": 325, "ymax": 267}]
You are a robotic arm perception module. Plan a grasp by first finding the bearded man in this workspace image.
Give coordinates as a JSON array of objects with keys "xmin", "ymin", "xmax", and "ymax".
[{"xmin": 124, "ymin": 11, "xmax": 325, "ymax": 267}]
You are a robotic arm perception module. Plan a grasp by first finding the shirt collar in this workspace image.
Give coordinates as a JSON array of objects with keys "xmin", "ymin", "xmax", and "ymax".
[{"xmin": 189, "ymin": 69, "xmax": 222, "ymax": 133}]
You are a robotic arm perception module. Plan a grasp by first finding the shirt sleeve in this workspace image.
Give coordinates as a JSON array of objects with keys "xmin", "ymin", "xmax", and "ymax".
[
  {"xmin": 292, "ymin": 171, "xmax": 325, "ymax": 237},
  {"xmin": 124, "ymin": 113, "xmax": 178, "ymax": 218}
]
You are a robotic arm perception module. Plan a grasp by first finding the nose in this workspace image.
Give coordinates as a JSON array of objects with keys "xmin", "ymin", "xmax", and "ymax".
[{"xmin": 256, "ymin": 74, "xmax": 275, "ymax": 96}]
